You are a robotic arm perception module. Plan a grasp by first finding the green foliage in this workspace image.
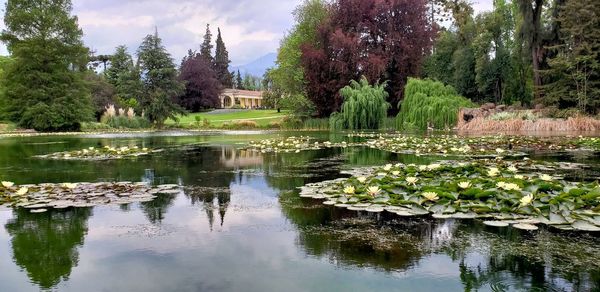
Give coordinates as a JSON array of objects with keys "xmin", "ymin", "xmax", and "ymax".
[
  {"xmin": 84, "ymin": 72, "xmax": 117, "ymax": 120},
  {"xmin": 329, "ymin": 77, "xmax": 390, "ymax": 130},
  {"xmin": 279, "ymin": 93, "xmax": 315, "ymax": 118},
  {"xmin": 101, "ymin": 116, "xmax": 151, "ymax": 129},
  {"xmin": 105, "ymin": 45, "xmax": 143, "ymax": 108},
  {"xmin": 1, "ymin": 0, "xmax": 93, "ymax": 131},
  {"xmin": 397, "ymin": 78, "xmax": 475, "ymax": 130},
  {"xmin": 136, "ymin": 32, "xmax": 185, "ymax": 126},
  {"xmin": 544, "ymin": 0, "xmax": 600, "ymax": 114},
  {"xmin": 269, "ymin": 0, "xmax": 328, "ymax": 96},
  {"xmin": 214, "ymin": 28, "xmax": 233, "ymax": 88}
]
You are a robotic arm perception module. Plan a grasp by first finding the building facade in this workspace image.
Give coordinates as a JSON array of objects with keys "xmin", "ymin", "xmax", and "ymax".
[{"xmin": 219, "ymin": 89, "xmax": 263, "ymax": 109}]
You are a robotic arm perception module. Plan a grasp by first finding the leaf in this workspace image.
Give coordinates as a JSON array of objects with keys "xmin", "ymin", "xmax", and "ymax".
[{"xmin": 572, "ymin": 220, "xmax": 600, "ymax": 231}]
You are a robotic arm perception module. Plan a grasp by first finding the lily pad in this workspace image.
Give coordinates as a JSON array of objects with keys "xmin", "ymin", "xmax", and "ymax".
[{"xmin": 512, "ymin": 223, "xmax": 539, "ymax": 231}]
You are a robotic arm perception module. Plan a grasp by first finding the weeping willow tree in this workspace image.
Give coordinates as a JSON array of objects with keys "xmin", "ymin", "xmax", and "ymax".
[
  {"xmin": 330, "ymin": 77, "xmax": 390, "ymax": 130},
  {"xmin": 397, "ymin": 78, "xmax": 476, "ymax": 130}
]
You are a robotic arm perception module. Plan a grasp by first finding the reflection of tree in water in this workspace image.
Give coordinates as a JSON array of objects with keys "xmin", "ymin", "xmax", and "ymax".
[
  {"xmin": 448, "ymin": 222, "xmax": 600, "ymax": 291},
  {"xmin": 5, "ymin": 208, "xmax": 92, "ymax": 290},
  {"xmin": 281, "ymin": 188, "xmax": 600, "ymax": 290},
  {"xmin": 185, "ymin": 187, "xmax": 231, "ymax": 231},
  {"xmin": 262, "ymin": 149, "xmax": 344, "ymax": 192},
  {"xmin": 140, "ymin": 193, "xmax": 177, "ymax": 224}
]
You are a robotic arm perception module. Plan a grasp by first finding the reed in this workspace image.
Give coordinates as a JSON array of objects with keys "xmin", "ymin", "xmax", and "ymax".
[{"xmin": 458, "ymin": 117, "xmax": 600, "ymax": 133}]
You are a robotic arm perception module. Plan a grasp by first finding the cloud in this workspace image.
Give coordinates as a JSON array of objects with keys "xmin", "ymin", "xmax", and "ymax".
[
  {"xmin": 0, "ymin": 0, "xmax": 299, "ymax": 65},
  {"xmin": 0, "ymin": 0, "xmax": 494, "ymax": 64}
]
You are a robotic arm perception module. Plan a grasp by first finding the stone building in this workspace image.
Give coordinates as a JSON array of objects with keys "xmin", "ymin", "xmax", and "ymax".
[{"xmin": 219, "ymin": 89, "xmax": 263, "ymax": 109}]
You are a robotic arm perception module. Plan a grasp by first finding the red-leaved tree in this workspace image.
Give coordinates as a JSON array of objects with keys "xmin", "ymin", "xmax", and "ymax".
[
  {"xmin": 177, "ymin": 53, "xmax": 222, "ymax": 112},
  {"xmin": 301, "ymin": 0, "xmax": 434, "ymax": 117}
]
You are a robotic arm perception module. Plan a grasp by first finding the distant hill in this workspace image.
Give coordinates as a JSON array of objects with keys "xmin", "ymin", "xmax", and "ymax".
[{"xmin": 231, "ymin": 53, "xmax": 276, "ymax": 77}]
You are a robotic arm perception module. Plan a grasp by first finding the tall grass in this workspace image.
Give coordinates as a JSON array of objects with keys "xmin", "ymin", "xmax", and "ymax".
[
  {"xmin": 303, "ymin": 118, "xmax": 329, "ymax": 130},
  {"xmin": 459, "ymin": 117, "xmax": 600, "ymax": 132},
  {"xmin": 396, "ymin": 78, "xmax": 476, "ymax": 130}
]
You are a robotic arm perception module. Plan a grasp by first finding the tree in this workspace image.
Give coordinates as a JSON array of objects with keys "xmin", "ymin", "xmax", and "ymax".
[
  {"xmin": 200, "ymin": 24, "xmax": 214, "ymax": 64},
  {"xmin": 262, "ymin": 69, "xmax": 283, "ymax": 109},
  {"xmin": 214, "ymin": 28, "xmax": 233, "ymax": 88},
  {"xmin": 84, "ymin": 72, "xmax": 117, "ymax": 120},
  {"xmin": 270, "ymin": 0, "xmax": 329, "ymax": 97},
  {"xmin": 301, "ymin": 0, "xmax": 435, "ymax": 117},
  {"xmin": 137, "ymin": 31, "xmax": 184, "ymax": 126},
  {"xmin": 177, "ymin": 53, "xmax": 222, "ymax": 111},
  {"xmin": 242, "ymin": 73, "xmax": 261, "ymax": 91},
  {"xmin": 545, "ymin": 0, "xmax": 600, "ymax": 113},
  {"xmin": 330, "ymin": 77, "xmax": 390, "ymax": 130},
  {"xmin": 235, "ymin": 70, "xmax": 243, "ymax": 89},
  {"xmin": 105, "ymin": 45, "xmax": 143, "ymax": 108},
  {"xmin": 1, "ymin": 0, "xmax": 93, "ymax": 131}
]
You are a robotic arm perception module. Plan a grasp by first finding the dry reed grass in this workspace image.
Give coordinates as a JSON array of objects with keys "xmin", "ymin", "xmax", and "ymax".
[{"xmin": 458, "ymin": 116, "xmax": 600, "ymax": 133}]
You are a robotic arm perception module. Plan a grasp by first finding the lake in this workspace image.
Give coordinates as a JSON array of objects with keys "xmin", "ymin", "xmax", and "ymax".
[{"xmin": 0, "ymin": 131, "xmax": 599, "ymax": 292}]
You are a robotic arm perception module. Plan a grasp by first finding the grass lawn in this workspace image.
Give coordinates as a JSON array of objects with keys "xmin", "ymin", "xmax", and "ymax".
[{"xmin": 167, "ymin": 110, "xmax": 289, "ymax": 127}]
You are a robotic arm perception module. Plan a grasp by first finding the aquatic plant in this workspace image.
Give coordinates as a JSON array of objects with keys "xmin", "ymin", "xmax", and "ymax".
[
  {"xmin": 396, "ymin": 78, "xmax": 476, "ymax": 130},
  {"xmin": 37, "ymin": 145, "xmax": 156, "ymax": 160},
  {"xmin": 0, "ymin": 181, "xmax": 181, "ymax": 212},
  {"xmin": 299, "ymin": 160, "xmax": 600, "ymax": 231}
]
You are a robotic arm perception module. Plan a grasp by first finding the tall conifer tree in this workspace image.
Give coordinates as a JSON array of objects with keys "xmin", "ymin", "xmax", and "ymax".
[
  {"xmin": 1, "ymin": 0, "xmax": 93, "ymax": 131},
  {"xmin": 200, "ymin": 24, "xmax": 214, "ymax": 64},
  {"xmin": 214, "ymin": 28, "xmax": 233, "ymax": 88}
]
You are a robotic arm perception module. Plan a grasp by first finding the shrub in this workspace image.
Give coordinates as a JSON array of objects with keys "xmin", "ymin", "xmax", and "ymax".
[
  {"xmin": 267, "ymin": 121, "xmax": 282, "ymax": 129},
  {"xmin": 396, "ymin": 78, "xmax": 476, "ymax": 130},
  {"xmin": 281, "ymin": 116, "xmax": 304, "ymax": 129},
  {"xmin": 488, "ymin": 111, "xmax": 538, "ymax": 121},
  {"xmin": 221, "ymin": 120, "xmax": 258, "ymax": 130},
  {"xmin": 329, "ymin": 77, "xmax": 390, "ymax": 130},
  {"xmin": 303, "ymin": 118, "xmax": 330, "ymax": 130}
]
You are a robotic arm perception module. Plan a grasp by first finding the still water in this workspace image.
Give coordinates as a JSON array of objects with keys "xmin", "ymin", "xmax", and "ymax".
[{"xmin": 0, "ymin": 131, "xmax": 599, "ymax": 292}]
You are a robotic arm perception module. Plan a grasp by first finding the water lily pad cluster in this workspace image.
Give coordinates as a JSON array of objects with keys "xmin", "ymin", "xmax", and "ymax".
[
  {"xmin": 298, "ymin": 160, "xmax": 600, "ymax": 231},
  {"xmin": 246, "ymin": 136, "xmax": 352, "ymax": 153},
  {"xmin": 0, "ymin": 181, "xmax": 180, "ymax": 213},
  {"xmin": 363, "ymin": 135, "xmax": 577, "ymax": 157},
  {"xmin": 37, "ymin": 145, "xmax": 155, "ymax": 160}
]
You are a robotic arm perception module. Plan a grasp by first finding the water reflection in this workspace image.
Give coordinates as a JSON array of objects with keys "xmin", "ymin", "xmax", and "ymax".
[
  {"xmin": 5, "ymin": 208, "xmax": 91, "ymax": 289},
  {"xmin": 1, "ymin": 134, "xmax": 600, "ymax": 291}
]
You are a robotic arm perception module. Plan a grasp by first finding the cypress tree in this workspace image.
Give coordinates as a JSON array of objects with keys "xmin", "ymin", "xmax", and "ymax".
[
  {"xmin": 200, "ymin": 24, "xmax": 214, "ymax": 64},
  {"xmin": 214, "ymin": 28, "xmax": 233, "ymax": 88},
  {"xmin": 1, "ymin": 0, "xmax": 93, "ymax": 131},
  {"xmin": 236, "ymin": 70, "xmax": 244, "ymax": 89}
]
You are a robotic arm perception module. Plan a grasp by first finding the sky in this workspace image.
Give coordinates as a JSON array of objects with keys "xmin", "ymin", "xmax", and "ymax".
[{"xmin": 0, "ymin": 0, "xmax": 494, "ymax": 66}]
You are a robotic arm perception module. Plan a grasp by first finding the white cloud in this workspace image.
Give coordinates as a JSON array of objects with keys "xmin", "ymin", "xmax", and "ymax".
[{"xmin": 0, "ymin": 0, "xmax": 496, "ymax": 63}]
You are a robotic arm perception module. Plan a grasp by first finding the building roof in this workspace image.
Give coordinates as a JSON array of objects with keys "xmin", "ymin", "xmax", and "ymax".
[{"xmin": 221, "ymin": 88, "xmax": 263, "ymax": 98}]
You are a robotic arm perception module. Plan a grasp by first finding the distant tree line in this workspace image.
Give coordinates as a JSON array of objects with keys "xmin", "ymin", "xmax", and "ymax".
[
  {"xmin": 0, "ymin": 0, "xmax": 248, "ymax": 131},
  {"xmin": 265, "ymin": 0, "xmax": 600, "ymax": 119}
]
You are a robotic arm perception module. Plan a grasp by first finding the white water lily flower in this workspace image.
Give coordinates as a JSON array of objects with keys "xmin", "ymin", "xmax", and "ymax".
[
  {"xmin": 142, "ymin": 148, "xmax": 149, "ymax": 152},
  {"xmin": 406, "ymin": 177, "xmax": 418, "ymax": 185},
  {"xmin": 422, "ymin": 191, "xmax": 440, "ymax": 201},
  {"xmin": 419, "ymin": 165, "xmax": 427, "ymax": 171},
  {"xmin": 487, "ymin": 167, "xmax": 500, "ymax": 177},
  {"xmin": 504, "ymin": 183, "xmax": 521, "ymax": 191},
  {"xmin": 496, "ymin": 181, "xmax": 507, "ymax": 189},
  {"xmin": 520, "ymin": 194, "xmax": 534, "ymax": 206},
  {"xmin": 514, "ymin": 174, "xmax": 524, "ymax": 180},
  {"xmin": 540, "ymin": 174, "xmax": 553, "ymax": 181},
  {"xmin": 458, "ymin": 181, "xmax": 471, "ymax": 189},
  {"xmin": 367, "ymin": 186, "xmax": 381, "ymax": 196},
  {"xmin": 377, "ymin": 172, "xmax": 387, "ymax": 177},
  {"xmin": 356, "ymin": 177, "xmax": 367, "ymax": 184},
  {"xmin": 88, "ymin": 147, "xmax": 95, "ymax": 151},
  {"xmin": 507, "ymin": 166, "xmax": 518, "ymax": 172},
  {"xmin": 395, "ymin": 163, "xmax": 402, "ymax": 168},
  {"xmin": 15, "ymin": 187, "xmax": 28, "ymax": 196},
  {"xmin": 343, "ymin": 186, "xmax": 356, "ymax": 195},
  {"xmin": 383, "ymin": 164, "xmax": 393, "ymax": 171},
  {"xmin": 1, "ymin": 181, "xmax": 14, "ymax": 188},
  {"xmin": 427, "ymin": 164, "xmax": 441, "ymax": 171},
  {"xmin": 62, "ymin": 183, "xmax": 78, "ymax": 190},
  {"xmin": 495, "ymin": 148, "xmax": 505, "ymax": 154}
]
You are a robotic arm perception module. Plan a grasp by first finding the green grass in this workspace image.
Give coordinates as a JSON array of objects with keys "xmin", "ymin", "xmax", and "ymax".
[
  {"xmin": 167, "ymin": 110, "xmax": 289, "ymax": 128},
  {"xmin": 0, "ymin": 121, "xmax": 16, "ymax": 132}
]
